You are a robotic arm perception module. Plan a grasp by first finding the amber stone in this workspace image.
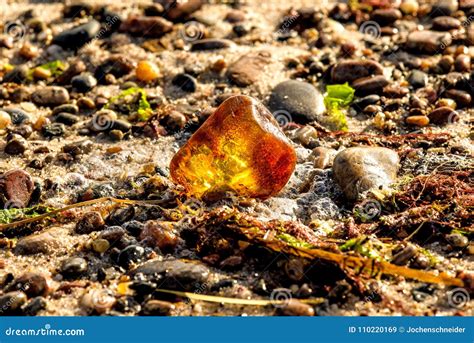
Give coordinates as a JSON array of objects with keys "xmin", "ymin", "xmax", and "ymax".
[{"xmin": 170, "ymin": 95, "xmax": 296, "ymax": 199}]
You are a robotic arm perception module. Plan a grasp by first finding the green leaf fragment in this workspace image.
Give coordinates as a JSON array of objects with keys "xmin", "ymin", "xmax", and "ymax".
[
  {"xmin": 37, "ymin": 60, "xmax": 66, "ymax": 76},
  {"xmin": 277, "ymin": 233, "xmax": 314, "ymax": 249},
  {"xmin": 323, "ymin": 83, "xmax": 355, "ymax": 131},
  {"xmin": 0, "ymin": 205, "xmax": 55, "ymax": 225},
  {"xmin": 106, "ymin": 87, "xmax": 153, "ymax": 121}
]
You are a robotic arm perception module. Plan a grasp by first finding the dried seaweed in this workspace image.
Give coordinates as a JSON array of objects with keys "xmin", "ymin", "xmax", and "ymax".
[
  {"xmin": 195, "ymin": 208, "xmax": 465, "ymax": 287},
  {"xmin": 1, "ymin": 198, "xmax": 465, "ymax": 287}
]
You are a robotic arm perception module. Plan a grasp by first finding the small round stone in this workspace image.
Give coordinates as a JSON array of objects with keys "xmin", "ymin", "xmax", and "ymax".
[
  {"xmin": 0, "ymin": 110, "xmax": 12, "ymax": 129},
  {"xmin": 92, "ymin": 238, "xmax": 110, "ymax": 253},
  {"xmin": 117, "ymin": 245, "xmax": 145, "ymax": 268},
  {"xmin": 75, "ymin": 211, "xmax": 105, "ymax": 234},
  {"xmin": 61, "ymin": 257, "xmax": 88, "ymax": 277},
  {"xmin": 405, "ymin": 115, "xmax": 429, "ymax": 127},
  {"xmin": 33, "ymin": 67, "xmax": 51, "ymax": 80},
  {"xmin": 446, "ymin": 233, "xmax": 468, "ymax": 248},
  {"xmin": 5, "ymin": 135, "xmax": 28, "ymax": 155},
  {"xmin": 171, "ymin": 73, "xmax": 197, "ymax": 92},
  {"xmin": 71, "ymin": 73, "xmax": 97, "ymax": 92},
  {"xmin": 268, "ymin": 80, "xmax": 325, "ymax": 123},
  {"xmin": 136, "ymin": 61, "xmax": 160, "ymax": 82}
]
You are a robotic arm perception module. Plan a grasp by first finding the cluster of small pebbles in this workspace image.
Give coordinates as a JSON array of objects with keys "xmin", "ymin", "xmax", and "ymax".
[{"xmin": 0, "ymin": 0, "xmax": 472, "ymax": 316}]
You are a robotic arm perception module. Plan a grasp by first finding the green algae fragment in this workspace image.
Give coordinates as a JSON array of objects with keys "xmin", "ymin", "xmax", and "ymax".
[{"xmin": 323, "ymin": 83, "xmax": 355, "ymax": 131}]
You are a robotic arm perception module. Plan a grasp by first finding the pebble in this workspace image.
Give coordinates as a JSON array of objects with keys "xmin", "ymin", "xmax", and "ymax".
[
  {"xmin": 431, "ymin": 0, "xmax": 459, "ymax": 15},
  {"xmin": 0, "ymin": 169, "xmax": 34, "ymax": 208},
  {"xmin": 94, "ymin": 55, "xmax": 134, "ymax": 81},
  {"xmin": 392, "ymin": 244, "xmax": 417, "ymax": 265},
  {"xmin": 119, "ymin": 16, "xmax": 173, "ymax": 37},
  {"xmin": 268, "ymin": 80, "xmax": 325, "ymax": 123},
  {"xmin": 75, "ymin": 211, "xmax": 105, "ymax": 234},
  {"xmin": 56, "ymin": 60, "xmax": 86, "ymax": 85},
  {"xmin": 331, "ymin": 59, "xmax": 383, "ymax": 84},
  {"xmin": 310, "ymin": 147, "xmax": 337, "ymax": 169},
  {"xmin": 23, "ymin": 297, "xmax": 47, "ymax": 316},
  {"xmin": 52, "ymin": 20, "xmax": 101, "ymax": 49},
  {"xmin": 122, "ymin": 220, "xmax": 144, "ymax": 237},
  {"xmin": 106, "ymin": 206, "xmax": 135, "ymax": 225},
  {"xmin": 191, "ymin": 38, "xmax": 234, "ymax": 51},
  {"xmin": 71, "ymin": 73, "xmax": 97, "ymax": 92},
  {"xmin": 10, "ymin": 88, "xmax": 31, "ymax": 103},
  {"xmin": 371, "ymin": 8, "xmax": 402, "ymax": 25},
  {"xmin": 136, "ymin": 61, "xmax": 160, "ymax": 82},
  {"xmin": 225, "ymin": 10, "xmax": 245, "ymax": 23},
  {"xmin": 400, "ymin": 0, "xmax": 419, "ymax": 14},
  {"xmin": 332, "ymin": 147, "xmax": 400, "ymax": 200},
  {"xmin": 52, "ymin": 104, "xmax": 78, "ymax": 115},
  {"xmin": 351, "ymin": 94, "xmax": 380, "ymax": 111},
  {"xmin": 3, "ymin": 108, "xmax": 29, "ymax": 125},
  {"xmin": 432, "ymin": 16, "xmax": 461, "ymax": 30},
  {"xmin": 33, "ymin": 67, "xmax": 51, "ymax": 80},
  {"xmin": 92, "ymin": 239, "xmax": 110, "ymax": 253},
  {"xmin": 111, "ymin": 119, "xmax": 132, "ymax": 132},
  {"xmin": 5, "ymin": 135, "xmax": 28, "ymax": 155},
  {"xmin": 55, "ymin": 112, "xmax": 80, "ymax": 126},
  {"xmin": 141, "ymin": 300, "xmax": 175, "ymax": 316},
  {"xmin": 0, "ymin": 111, "xmax": 11, "ymax": 129},
  {"xmin": 117, "ymin": 245, "xmax": 145, "ymax": 269},
  {"xmin": 31, "ymin": 87, "xmax": 69, "ymax": 106},
  {"xmin": 42, "ymin": 123, "xmax": 65, "ymax": 137},
  {"xmin": 155, "ymin": 0, "xmax": 202, "ymax": 21},
  {"xmin": 438, "ymin": 55, "xmax": 454, "ymax": 73},
  {"xmin": 61, "ymin": 257, "xmax": 88, "ymax": 278},
  {"xmin": 164, "ymin": 111, "xmax": 187, "ymax": 130},
  {"xmin": 2, "ymin": 65, "xmax": 29, "ymax": 84},
  {"xmin": 0, "ymin": 292, "xmax": 27, "ymax": 315},
  {"xmin": 446, "ymin": 233, "xmax": 468, "ymax": 248},
  {"xmin": 406, "ymin": 115, "xmax": 430, "ymax": 127},
  {"xmin": 352, "ymin": 75, "xmax": 389, "ymax": 95},
  {"xmin": 454, "ymin": 54, "xmax": 471, "ymax": 72},
  {"xmin": 428, "ymin": 106, "xmax": 458, "ymax": 124},
  {"xmin": 171, "ymin": 73, "xmax": 197, "ymax": 92},
  {"xmin": 408, "ymin": 70, "xmax": 428, "ymax": 89},
  {"xmin": 15, "ymin": 231, "xmax": 60, "ymax": 255},
  {"xmin": 6, "ymin": 272, "xmax": 50, "ymax": 297},
  {"xmin": 226, "ymin": 52, "xmax": 271, "ymax": 87},
  {"xmin": 132, "ymin": 259, "xmax": 210, "ymax": 291},
  {"xmin": 278, "ymin": 299, "xmax": 315, "ymax": 316},
  {"xmin": 140, "ymin": 220, "xmax": 180, "ymax": 251},
  {"xmin": 406, "ymin": 30, "xmax": 452, "ymax": 53},
  {"xmin": 445, "ymin": 89, "xmax": 471, "ymax": 107}
]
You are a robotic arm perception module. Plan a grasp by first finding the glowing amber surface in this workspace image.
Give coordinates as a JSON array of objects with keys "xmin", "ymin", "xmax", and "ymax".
[{"xmin": 170, "ymin": 95, "xmax": 296, "ymax": 199}]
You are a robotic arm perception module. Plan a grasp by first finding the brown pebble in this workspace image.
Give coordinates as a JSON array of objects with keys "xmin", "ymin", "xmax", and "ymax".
[
  {"xmin": 226, "ymin": 52, "xmax": 271, "ymax": 87},
  {"xmin": 278, "ymin": 299, "xmax": 315, "ymax": 316},
  {"xmin": 331, "ymin": 59, "xmax": 383, "ymax": 84},
  {"xmin": 454, "ymin": 54, "xmax": 471, "ymax": 72},
  {"xmin": 140, "ymin": 220, "xmax": 180, "ymax": 251},
  {"xmin": 75, "ymin": 211, "xmax": 105, "ymax": 234},
  {"xmin": 310, "ymin": 147, "xmax": 337, "ymax": 169},
  {"xmin": 0, "ymin": 169, "xmax": 34, "ymax": 208},
  {"xmin": 406, "ymin": 115, "xmax": 430, "ymax": 127},
  {"xmin": 428, "ymin": 106, "xmax": 458, "ymax": 124},
  {"xmin": 445, "ymin": 89, "xmax": 471, "ymax": 107}
]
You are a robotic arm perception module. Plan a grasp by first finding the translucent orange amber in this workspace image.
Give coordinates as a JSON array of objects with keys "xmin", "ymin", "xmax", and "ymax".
[{"xmin": 170, "ymin": 95, "xmax": 296, "ymax": 199}]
